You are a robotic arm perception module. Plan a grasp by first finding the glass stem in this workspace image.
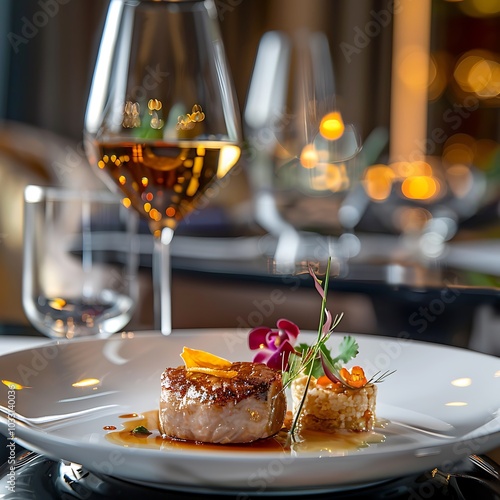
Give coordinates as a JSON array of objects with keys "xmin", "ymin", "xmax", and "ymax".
[{"xmin": 153, "ymin": 227, "xmax": 174, "ymax": 335}]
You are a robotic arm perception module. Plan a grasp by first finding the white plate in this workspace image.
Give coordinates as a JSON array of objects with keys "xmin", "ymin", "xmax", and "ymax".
[{"xmin": 1, "ymin": 330, "xmax": 500, "ymax": 495}]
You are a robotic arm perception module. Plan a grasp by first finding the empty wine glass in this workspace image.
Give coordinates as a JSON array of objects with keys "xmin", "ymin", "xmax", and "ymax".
[
  {"xmin": 245, "ymin": 31, "xmax": 362, "ymax": 273},
  {"xmin": 85, "ymin": 0, "xmax": 241, "ymax": 334}
]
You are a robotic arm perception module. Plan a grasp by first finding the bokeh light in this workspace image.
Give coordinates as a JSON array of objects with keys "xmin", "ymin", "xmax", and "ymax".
[
  {"xmin": 453, "ymin": 50, "xmax": 500, "ymax": 100},
  {"xmin": 428, "ymin": 52, "xmax": 450, "ymax": 101},
  {"xmin": 458, "ymin": 0, "xmax": 500, "ymax": 17},
  {"xmin": 319, "ymin": 112, "xmax": 345, "ymax": 141},
  {"xmin": 401, "ymin": 175, "xmax": 439, "ymax": 200},
  {"xmin": 300, "ymin": 144, "xmax": 319, "ymax": 169},
  {"xmin": 363, "ymin": 165, "xmax": 395, "ymax": 201}
]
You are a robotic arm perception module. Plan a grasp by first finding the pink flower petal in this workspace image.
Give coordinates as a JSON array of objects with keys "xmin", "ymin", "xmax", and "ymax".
[
  {"xmin": 253, "ymin": 350, "xmax": 271, "ymax": 364},
  {"xmin": 309, "ymin": 265, "xmax": 325, "ymax": 299},
  {"xmin": 266, "ymin": 340, "xmax": 296, "ymax": 371},
  {"xmin": 276, "ymin": 318, "xmax": 300, "ymax": 341},
  {"xmin": 248, "ymin": 326, "xmax": 272, "ymax": 350},
  {"xmin": 265, "ymin": 330, "xmax": 280, "ymax": 350},
  {"xmin": 322, "ymin": 309, "xmax": 332, "ymax": 334},
  {"xmin": 320, "ymin": 352, "xmax": 342, "ymax": 384}
]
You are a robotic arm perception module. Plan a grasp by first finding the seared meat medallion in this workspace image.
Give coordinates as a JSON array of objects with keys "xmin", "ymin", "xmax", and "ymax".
[{"xmin": 159, "ymin": 361, "xmax": 286, "ymax": 444}]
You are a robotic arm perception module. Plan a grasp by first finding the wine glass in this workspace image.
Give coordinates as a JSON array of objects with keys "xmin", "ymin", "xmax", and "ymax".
[
  {"xmin": 244, "ymin": 31, "xmax": 362, "ymax": 273},
  {"xmin": 84, "ymin": 0, "xmax": 241, "ymax": 334}
]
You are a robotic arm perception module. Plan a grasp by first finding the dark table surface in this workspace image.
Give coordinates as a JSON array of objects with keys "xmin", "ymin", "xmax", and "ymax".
[{"xmin": 2, "ymin": 219, "xmax": 500, "ymax": 498}]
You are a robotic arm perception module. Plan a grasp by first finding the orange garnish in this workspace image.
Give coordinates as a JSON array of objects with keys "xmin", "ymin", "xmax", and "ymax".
[
  {"xmin": 316, "ymin": 375, "xmax": 333, "ymax": 386},
  {"xmin": 180, "ymin": 347, "xmax": 237, "ymax": 378},
  {"xmin": 339, "ymin": 366, "xmax": 367, "ymax": 388}
]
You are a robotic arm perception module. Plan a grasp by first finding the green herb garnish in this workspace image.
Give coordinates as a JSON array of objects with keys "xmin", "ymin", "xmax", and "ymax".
[
  {"xmin": 131, "ymin": 425, "xmax": 151, "ymax": 435},
  {"xmin": 284, "ymin": 257, "xmax": 340, "ymax": 441},
  {"xmin": 282, "ymin": 257, "xmax": 394, "ymax": 441}
]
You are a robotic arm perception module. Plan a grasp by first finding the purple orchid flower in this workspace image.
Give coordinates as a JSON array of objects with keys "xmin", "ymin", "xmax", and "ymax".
[{"xmin": 248, "ymin": 319, "xmax": 300, "ymax": 371}]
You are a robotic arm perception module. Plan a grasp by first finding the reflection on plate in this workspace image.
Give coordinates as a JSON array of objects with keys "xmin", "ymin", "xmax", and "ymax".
[{"xmin": 1, "ymin": 331, "xmax": 500, "ymax": 494}]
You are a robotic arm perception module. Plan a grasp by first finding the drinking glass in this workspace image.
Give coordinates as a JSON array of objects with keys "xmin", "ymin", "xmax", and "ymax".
[
  {"xmin": 22, "ymin": 185, "xmax": 139, "ymax": 339},
  {"xmin": 245, "ymin": 31, "xmax": 362, "ymax": 273},
  {"xmin": 84, "ymin": 0, "xmax": 241, "ymax": 334}
]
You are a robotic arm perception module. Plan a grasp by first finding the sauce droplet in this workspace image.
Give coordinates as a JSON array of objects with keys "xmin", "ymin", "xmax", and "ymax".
[
  {"xmin": 103, "ymin": 425, "xmax": 117, "ymax": 431},
  {"xmin": 119, "ymin": 413, "xmax": 139, "ymax": 419}
]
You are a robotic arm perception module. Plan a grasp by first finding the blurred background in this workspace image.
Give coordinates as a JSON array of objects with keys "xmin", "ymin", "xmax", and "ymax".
[{"xmin": 0, "ymin": 0, "xmax": 499, "ymax": 352}]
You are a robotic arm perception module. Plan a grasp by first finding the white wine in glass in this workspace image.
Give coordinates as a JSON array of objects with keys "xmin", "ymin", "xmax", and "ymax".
[{"xmin": 85, "ymin": 0, "xmax": 241, "ymax": 334}]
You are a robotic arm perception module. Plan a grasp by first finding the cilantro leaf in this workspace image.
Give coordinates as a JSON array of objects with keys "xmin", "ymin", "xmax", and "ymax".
[{"xmin": 331, "ymin": 336, "xmax": 359, "ymax": 365}]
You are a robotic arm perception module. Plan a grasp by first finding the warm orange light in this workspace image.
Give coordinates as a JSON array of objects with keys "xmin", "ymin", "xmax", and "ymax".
[
  {"xmin": 141, "ymin": 177, "xmax": 149, "ymax": 187},
  {"xmin": 149, "ymin": 208, "xmax": 162, "ymax": 221},
  {"xmin": 467, "ymin": 59, "xmax": 492, "ymax": 93},
  {"xmin": 454, "ymin": 51, "xmax": 500, "ymax": 98},
  {"xmin": 412, "ymin": 161, "xmax": 433, "ymax": 176},
  {"xmin": 145, "ymin": 192, "xmax": 153, "ymax": 201},
  {"xmin": 72, "ymin": 378, "xmax": 100, "ymax": 388},
  {"xmin": 459, "ymin": 0, "xmax": 500, "ymax": 16},
  {"xmin": 363, "ymin": 164, "xmax": 395, "ymax": 201},
  {"xmin": 319, "ymin": 112, "xmax": 345, "ymax": 141},
  {"xmin": 443, "ymin": 143, "xmax": 474, "ymax": 165},
  {"xmin": 49, "ymin": 298, "xmax": 67, "ymax": 310},
  {"xmin": 144, "ymin": 202, "xmax": 151, "ymax": 213},
  {"xmin": 299, "ymin": 144, "xmax": 318, "ymax": 169},
  {"xmin": 166, "ymin": 207, "xmax": 176, "ymax": 217},
  {"xmin": 325, "ymin": 164, "xmax": 342, "ymax": 191},
  {"xmin": 2, "ymin": 380, "xmax": 30, "ymax": 390},
  {"xmin": 217, "ymin": 145, "xmax": 241, "ymax": 179},
  {"xmin": 391, "ymin": 161, "xmax": 413, "ymax": 178},
  {"xmin": 391, "ymin": 161, "xmax": 433, "ymax": 178},
  {"xmin": 401, "ymin": 175, "xmax": 438, "ymax": 200},
  {"xmin": 122, "ymin": 197, "xmax": 131, "ymax": 208},
  {"xmin": 398, "ymin": 47, "xmax": 430, "ymax": 90},
  {"xmin": 428, "ymin": 52, "xmax": 449, "ymax": 101}
]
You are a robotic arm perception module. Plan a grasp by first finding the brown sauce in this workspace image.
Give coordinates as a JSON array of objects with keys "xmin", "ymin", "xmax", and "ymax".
[{"xmin": 104, "ymin": 410, "xmax": 385, "ymax": 454}]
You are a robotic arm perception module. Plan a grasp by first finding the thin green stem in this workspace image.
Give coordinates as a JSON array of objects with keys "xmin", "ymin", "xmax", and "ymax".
[{"xmin": 288, "ymin": 258, "xmax": 332, "ymax": 442}]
